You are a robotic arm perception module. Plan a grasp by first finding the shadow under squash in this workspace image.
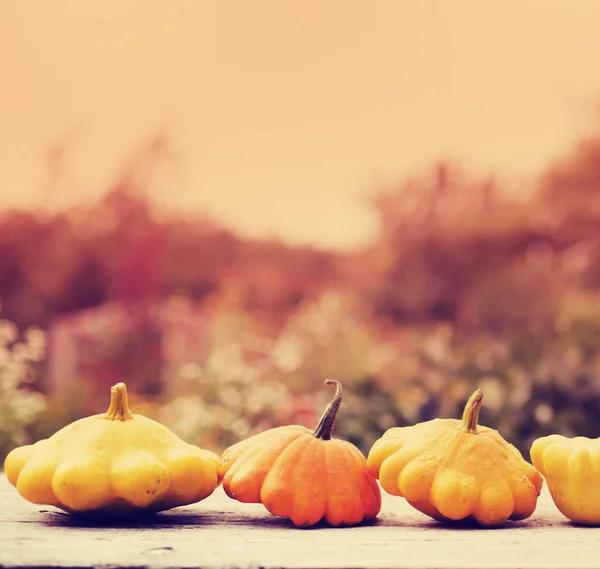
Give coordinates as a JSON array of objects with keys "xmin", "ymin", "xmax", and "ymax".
[{"xmin": 37, "ymin": 508, "xmax": 384, "ymax": 531}]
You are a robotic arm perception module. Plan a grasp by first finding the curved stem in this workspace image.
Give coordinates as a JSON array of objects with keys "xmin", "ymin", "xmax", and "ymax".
[
  {"xmin": 105, "ymin": 382, "xmax": 133, "ymax": 421},
  {"xmin": 313, "ymin": 379, "xmax": 343, "ymax": 440},
  {"xmin": 461, "ymin": 389, "xmax": 483, "ymax": 433}
]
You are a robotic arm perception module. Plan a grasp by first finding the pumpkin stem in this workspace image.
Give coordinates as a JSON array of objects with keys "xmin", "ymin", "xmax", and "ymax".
[
  {"xmin": 105, "ymin": 382, "xmax": 133, "ymax": 421},
  {"xmin": 313, "ymin": 379, "xmax": 342, "ymax": 440},
  {"xmin": 461, "ymin": 389, "xmax": 483, "ymax": 433}
]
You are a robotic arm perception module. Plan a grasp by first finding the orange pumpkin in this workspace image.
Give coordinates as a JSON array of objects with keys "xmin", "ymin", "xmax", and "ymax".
[{"xmin": 220, "ymin": 380, "xmax": 381, "ymax": 527}]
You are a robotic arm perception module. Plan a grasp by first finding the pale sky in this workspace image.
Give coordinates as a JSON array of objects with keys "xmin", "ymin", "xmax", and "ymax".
[{"xmin": 2, "ymin": 0, "xmax": 600, "ymax": 249}]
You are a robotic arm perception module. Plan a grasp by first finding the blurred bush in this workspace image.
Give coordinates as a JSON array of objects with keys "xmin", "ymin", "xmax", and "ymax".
[
  {"xmin": 4, "ymin": 129, "xmax": 600, "ymax": 464},
  {"xmin": 0, "ymin": 317, "xmax": 46, "ymax": 459}
]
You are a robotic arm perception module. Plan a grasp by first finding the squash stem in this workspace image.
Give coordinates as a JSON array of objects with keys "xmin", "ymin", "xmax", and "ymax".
[
  {"xmin": 313, "ymin": 379, "xmax": 342, "ymax": 440},
  {"xmin": 105, "ymin": 382, "xmax": 133, "ymax": 421},
  {"xmin": 461, "ymin": 389, "xmax": 483, "ymax": 433}
]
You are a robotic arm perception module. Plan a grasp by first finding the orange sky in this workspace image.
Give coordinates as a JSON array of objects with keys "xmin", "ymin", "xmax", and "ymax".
[{"xmin": 2, "ymin": 0, "xmax": 600, "ymax": 249}]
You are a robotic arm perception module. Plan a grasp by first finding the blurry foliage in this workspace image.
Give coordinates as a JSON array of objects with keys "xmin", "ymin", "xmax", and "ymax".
[
  {"xmin": 4, "ymin": 129, "xmax": 600, "ymax": 463},
  {"xmin": 363, "ymin": 163, "xmax": 563, "ymax": 338},
  {"xmin": 0, "ymin": 139, "xmax": 338, "ymax": 329},
  {"xmin": 0, "ymin": 317, "xmax": 46, "ymax": 459}
]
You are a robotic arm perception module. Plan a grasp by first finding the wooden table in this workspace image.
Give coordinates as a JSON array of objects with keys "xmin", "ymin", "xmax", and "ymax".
[{"xmin": 1, "ymin": 473, "xmax": 598, "ymax": 569}]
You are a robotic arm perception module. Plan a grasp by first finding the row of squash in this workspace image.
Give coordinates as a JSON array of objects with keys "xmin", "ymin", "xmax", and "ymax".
[{"xmin": 3, "ymin": 380, "xmax": 595, "ymax": 527}]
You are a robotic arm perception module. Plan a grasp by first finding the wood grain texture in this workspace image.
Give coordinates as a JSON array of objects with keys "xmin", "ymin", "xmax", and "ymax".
[{"xmin": 0, "ymin": 473, "xmax": 597, "ymax": 569}]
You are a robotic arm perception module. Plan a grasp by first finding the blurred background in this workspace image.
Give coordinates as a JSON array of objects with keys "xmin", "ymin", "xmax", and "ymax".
[{"xmin": 3, "ymin": 0, "xmax": 600, "ymax": 463}]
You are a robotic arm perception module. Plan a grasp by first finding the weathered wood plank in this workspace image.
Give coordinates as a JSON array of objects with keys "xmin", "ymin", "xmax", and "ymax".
[{"xmin": 0, "ymin": 474, "xmax": 596, "ymax": 569}]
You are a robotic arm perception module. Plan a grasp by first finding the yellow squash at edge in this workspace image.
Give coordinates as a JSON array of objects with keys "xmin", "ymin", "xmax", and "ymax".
[
  {"xmin": 531, "ymin": 434, "xmax": 600, "ymax": 525},
  {"xmin": 367, "ymin": 389, "xmax": 544, "ymax": 527},
  {"xmin": 4, "ymin": 382, "xmax": 221, "ymax": 516}
]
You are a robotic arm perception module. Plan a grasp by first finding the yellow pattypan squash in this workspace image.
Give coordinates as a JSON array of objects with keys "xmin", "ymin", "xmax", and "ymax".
[
  {"xmin": 367, "ymin": 389, "xmax": 544, "ymax": 527},
  {"xmin": 531, "ymin": 434, "xmax": 600, "ymax": 525},
  {"xmin": 4, "ymin": 382, "xmax": 221, "ymax": 516}
]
